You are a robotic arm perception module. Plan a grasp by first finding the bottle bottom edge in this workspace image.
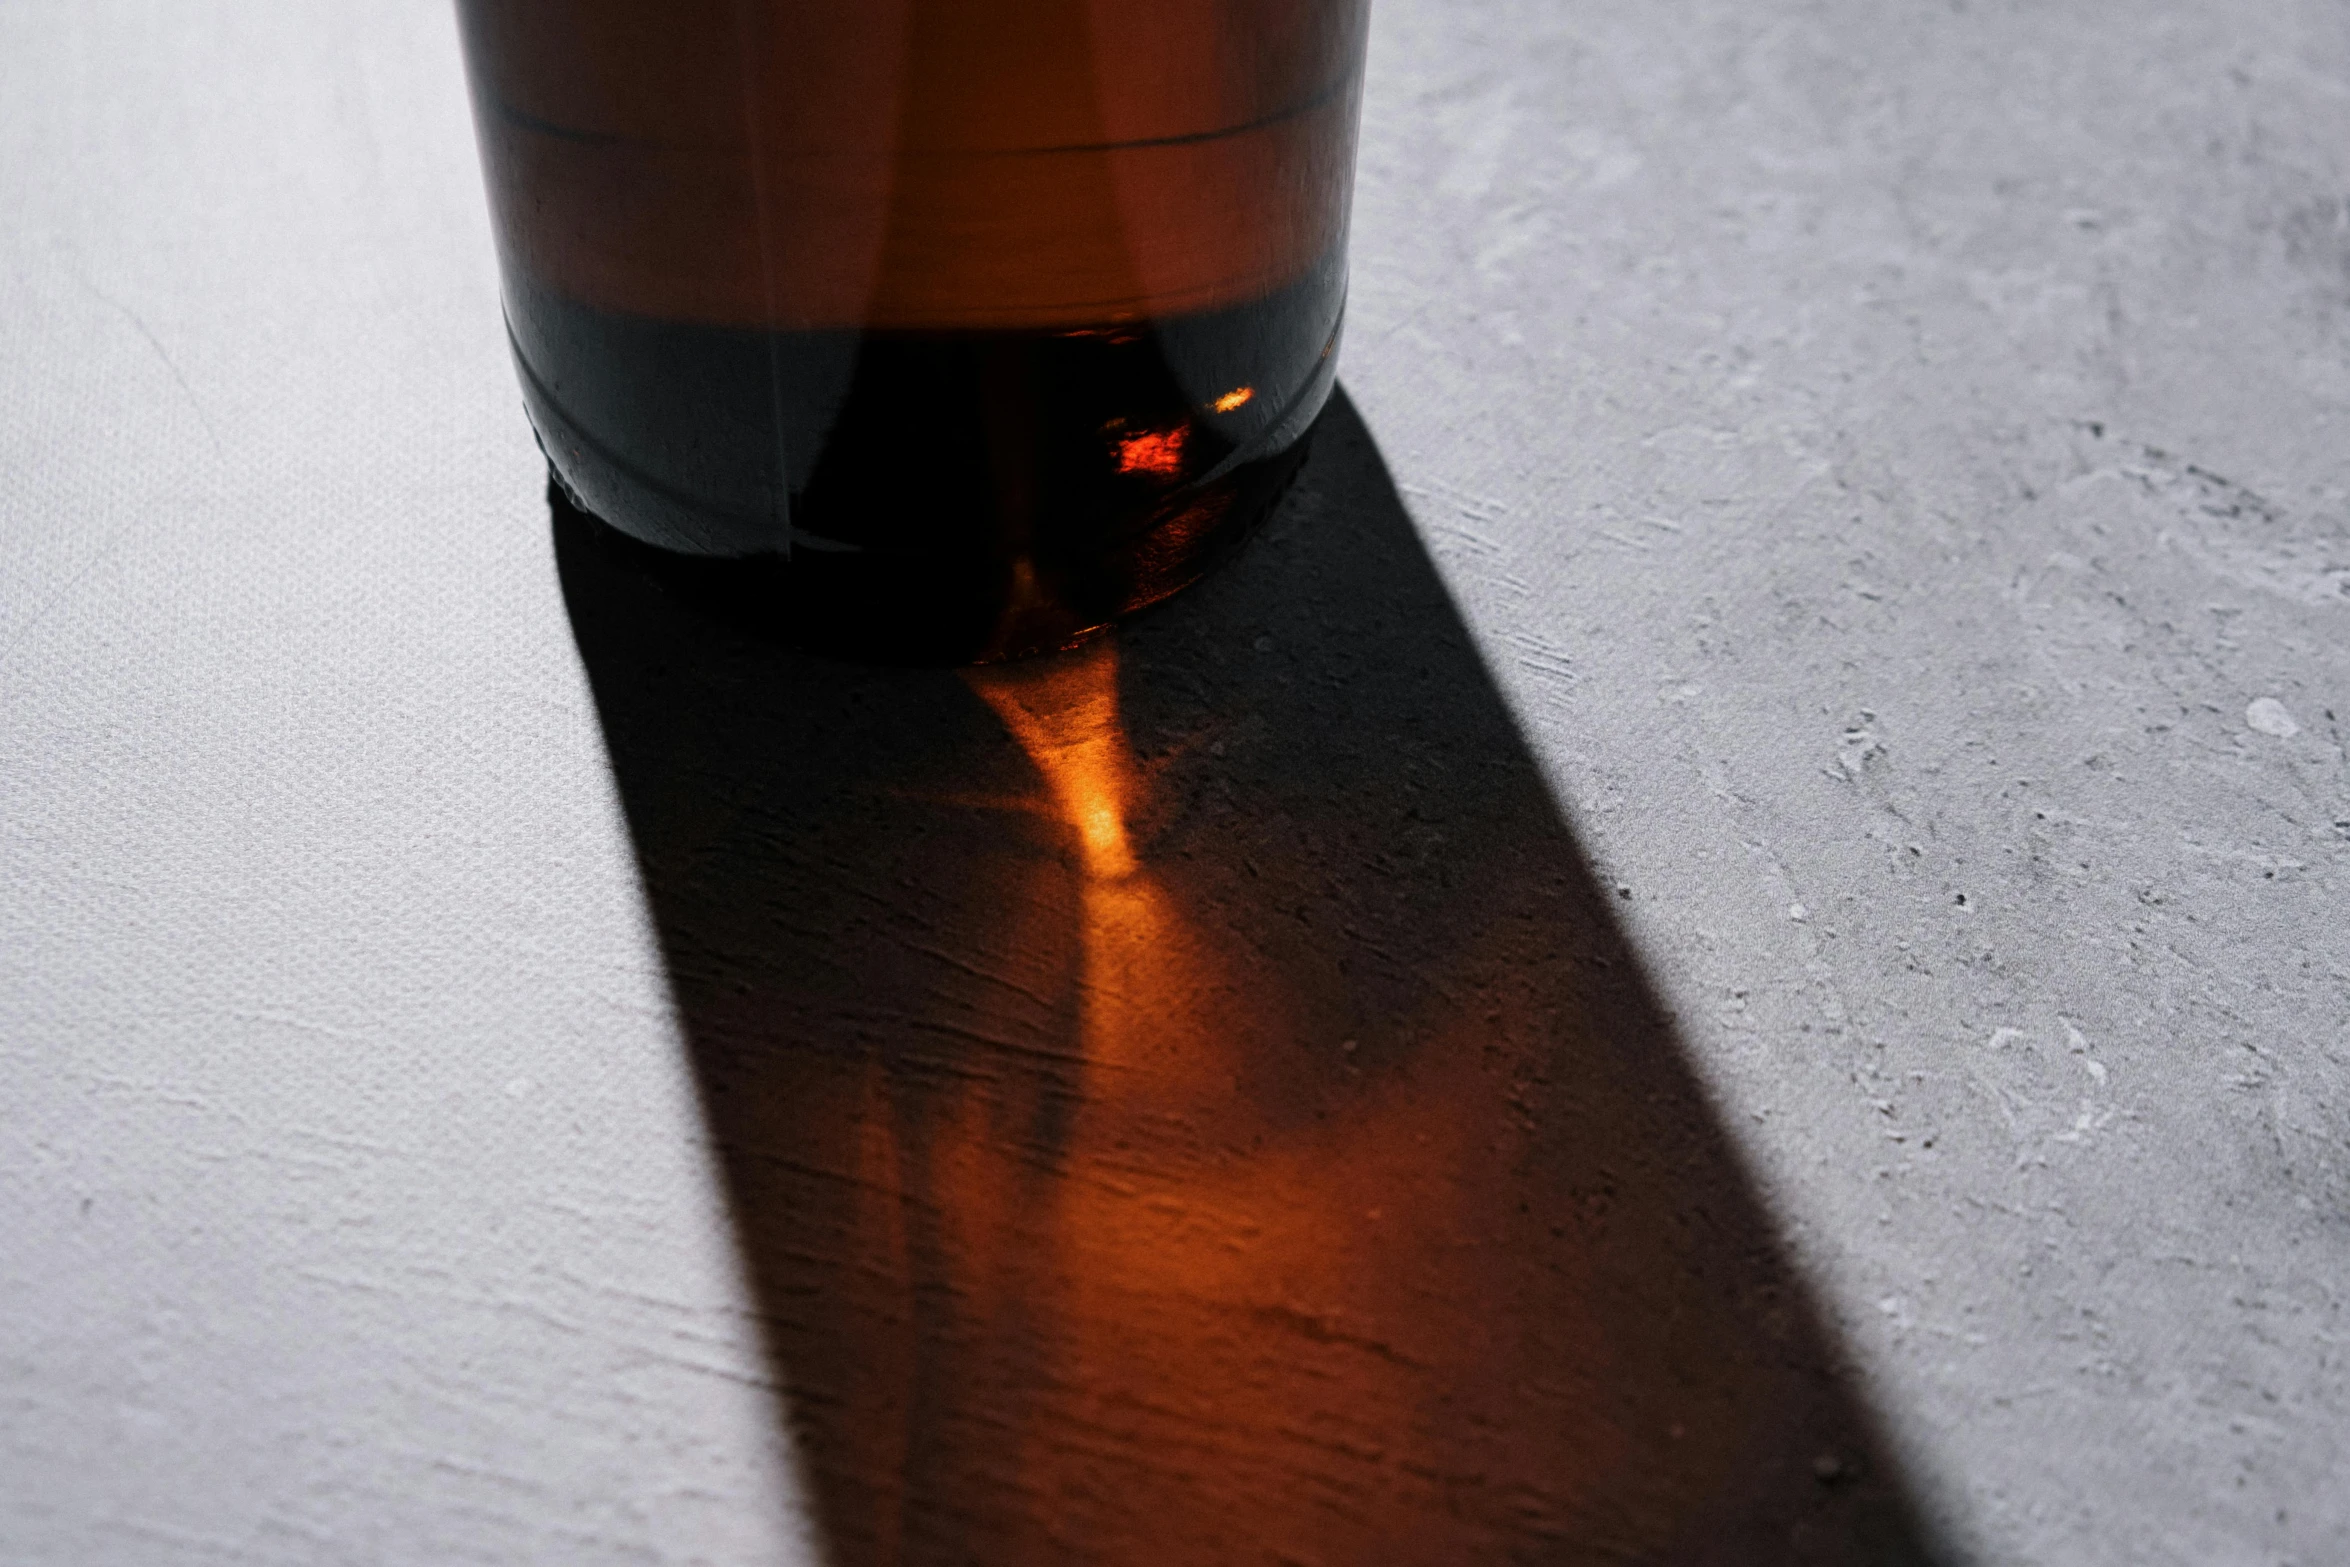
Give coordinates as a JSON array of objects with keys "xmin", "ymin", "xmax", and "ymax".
[{"xmin": 543, "ymin": 429, "xmax": 1317, "ymax": 667}]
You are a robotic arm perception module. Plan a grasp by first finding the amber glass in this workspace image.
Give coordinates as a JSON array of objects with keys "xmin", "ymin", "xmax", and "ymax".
[{"xmin": 457, "ymin": 0, "xmax": 1369, "ymax": 662}]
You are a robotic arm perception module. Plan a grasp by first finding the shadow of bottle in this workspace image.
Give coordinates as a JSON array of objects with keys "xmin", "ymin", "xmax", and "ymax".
[{"xmin": 554, "ymin": 390, "xmax": 1952, "ymax": 1566}]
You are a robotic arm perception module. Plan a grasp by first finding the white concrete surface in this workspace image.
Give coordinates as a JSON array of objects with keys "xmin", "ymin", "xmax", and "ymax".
[{"xmin": 4, "ymin": 1, "xmax": 2345, "ymax": 1563}]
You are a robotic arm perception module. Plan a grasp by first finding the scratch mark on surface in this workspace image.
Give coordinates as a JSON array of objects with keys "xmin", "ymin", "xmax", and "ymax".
[
  {"xmin": 890, "ymin": 936, "xmax": 1058, "ymax": 1010},
  {"xmin": 66, "ymin": 267, "xmax": 224, "ymax": 456},
  {"xmin": 0, "ymin": 528, "xmax": 131, "ymax": 673}
]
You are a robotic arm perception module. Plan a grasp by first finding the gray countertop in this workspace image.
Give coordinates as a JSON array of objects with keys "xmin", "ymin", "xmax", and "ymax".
[{"xmin": 4, "ymin": 2, "xmax": 2344, "ymax": 1563}]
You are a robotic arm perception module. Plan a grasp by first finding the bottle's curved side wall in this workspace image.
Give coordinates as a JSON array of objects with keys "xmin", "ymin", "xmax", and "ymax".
[{"xmin": 457, "ymin": 0, "xmax": 1368, "ymax": 329}]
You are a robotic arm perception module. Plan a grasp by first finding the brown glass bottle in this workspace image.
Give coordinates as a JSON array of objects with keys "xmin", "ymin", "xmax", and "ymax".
[{"xmin": 458, "ymin": 0, "xmax": 1369, "ymax": 662}]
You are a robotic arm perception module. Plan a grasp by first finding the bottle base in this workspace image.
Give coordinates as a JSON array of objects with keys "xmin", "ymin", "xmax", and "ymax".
[
  {"xmin": 510, "ymin": 258, "xmax": 1345, "ymax": 664},
  {"xmin": 543, "ymin": 429, "xmax": 1315, "ymax": 666}
]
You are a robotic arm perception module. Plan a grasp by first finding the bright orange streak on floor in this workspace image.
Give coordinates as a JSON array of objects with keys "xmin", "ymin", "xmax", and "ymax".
[
  {"xmin": 937, "ymin": 641, "xmax": 1654, "ymax": 1560},
  {"xmin": 966, "ymin": 644, "xmax": 1138, "ymax": 880}
]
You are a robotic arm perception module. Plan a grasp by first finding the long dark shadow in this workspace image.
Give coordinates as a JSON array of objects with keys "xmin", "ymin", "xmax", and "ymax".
[{"xmin": 556, "ymin": 391, "xmax": 1948, "ymax": 1565}]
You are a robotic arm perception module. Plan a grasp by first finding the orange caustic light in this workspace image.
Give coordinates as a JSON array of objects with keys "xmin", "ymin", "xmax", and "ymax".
[
  {"xmin": 965, "ymin": 643, "xmax": 1138, "ymax": 880},
  {"xmin": 1115, "ymin": 426, "xmax": 1188, "ymax": 478},
  {"xmin": 1210, "ymin": 386, "xmax": 1254, "ymax": 413}
]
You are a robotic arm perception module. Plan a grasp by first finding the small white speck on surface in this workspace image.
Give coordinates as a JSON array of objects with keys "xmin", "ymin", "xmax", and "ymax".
[
  {"xmin": 503, "ymin": 1076, "xmax": 536, "ymax": 1098},
  {"xmin": 2246, "ymin": 697, "xmax": 2300, "ymax": 738},
  {"xmin": 1787, "ymin": 902, "xmax": 1808, "ymax": 921}
]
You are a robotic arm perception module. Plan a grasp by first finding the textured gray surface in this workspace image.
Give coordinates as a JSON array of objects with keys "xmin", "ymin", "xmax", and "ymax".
[{"xmin": 3, "ymin": 1, "xmax": 2346, "ymax": 1563}]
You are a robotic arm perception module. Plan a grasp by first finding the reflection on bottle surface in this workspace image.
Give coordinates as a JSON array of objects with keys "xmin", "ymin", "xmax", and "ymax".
[{"xmin": 458, "ymin": 0, "xmax": 1369, "ymax": 661}]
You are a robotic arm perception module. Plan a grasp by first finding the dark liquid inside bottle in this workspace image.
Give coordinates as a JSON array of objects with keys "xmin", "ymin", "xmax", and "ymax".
[{"xmin": 460, "ymin": 0, "xmax": 1367, "ymax": 662}]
